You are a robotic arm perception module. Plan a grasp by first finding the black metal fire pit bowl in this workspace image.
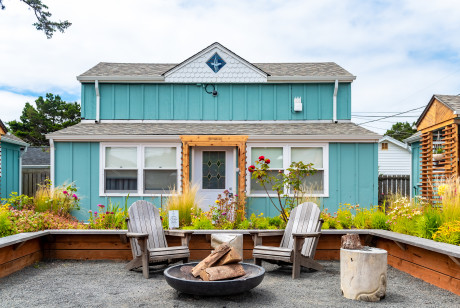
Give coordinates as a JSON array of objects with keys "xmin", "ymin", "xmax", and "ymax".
[{"xmin": 164, "ymin": 262, "xmax": 265, "ymax": 296}]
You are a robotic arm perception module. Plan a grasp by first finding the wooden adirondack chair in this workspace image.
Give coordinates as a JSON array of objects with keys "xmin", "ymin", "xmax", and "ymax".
[
  {"xmin": 251, "ymin": 202, "xmax": 323, "ymax": 279},
  {"xmin": 125, "ymin": 200, "xmax": 193, "ymax": 278}
]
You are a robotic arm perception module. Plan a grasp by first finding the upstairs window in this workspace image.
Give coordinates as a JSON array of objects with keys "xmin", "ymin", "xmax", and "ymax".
[{"xmin": 381, "ymin": 143, "xmax": 388, "ymax": 150}]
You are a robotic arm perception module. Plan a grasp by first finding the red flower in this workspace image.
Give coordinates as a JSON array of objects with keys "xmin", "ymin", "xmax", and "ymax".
[
  {"xmin": 265, "ymin": 158, "xmax": 270, "ymax": 164},
  {"xmin": 248, "ymin": 165, "xmax": 255, "ymax": 173},
  {"xmin": 258, "ymin": 156, "xmax": 265, "ymax": 161}
]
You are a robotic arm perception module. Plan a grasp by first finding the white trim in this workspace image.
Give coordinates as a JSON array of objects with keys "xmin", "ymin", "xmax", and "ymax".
[
  {"xmin": 246, "ymin": 143, "xmax": 329, "ymax": 198},
  {"xmin": 49, "ymin": 138, "xmax": 55, "ymax": 187},
  {"xmin": 379, "ymin": 136, "xmax": 410, "ymax": 151},
  {"xmin": 95, "ymin": 80, "xmax": 100, "ymax": 123},
  {"xmin": 47, "ymin": 134, "xmax": 379, "ymax": 143},
  {"xmin": 163, "ymin": 42, "xmax": 268, "ymax": 79},
  {"xmin": 99, "ymin": 142, "xmax": 182, "ymax": 197},
  {"xmin": 79, "ymin": 119, "xmax": 353, "ymax": 124},
  {"xmin": 333, "ymin": 79, "xmax": 338, "ymax": 123},
  {"xmin": 267, "ymin": 76, "xmax": 356, "ymax": 82},
  {"xmin": 77, "ymin": 76, "xmax": 165, "ymax": 82}
]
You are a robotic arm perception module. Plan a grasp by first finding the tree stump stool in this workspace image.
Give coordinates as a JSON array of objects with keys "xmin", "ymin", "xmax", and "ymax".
[
  {"xmin": 340, "ymin": 247, "xmax": 387, "ymax": 302},
  {"xmin": 211, "ymin": 234, "xmax": 243, "ymax": 258}
]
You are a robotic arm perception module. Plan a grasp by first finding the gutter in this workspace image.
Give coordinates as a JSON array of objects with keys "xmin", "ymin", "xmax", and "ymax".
[
  {"xmin": 0, "ymin": 136, "xmax": 29, "ymax": 147},
  {"xmin": 267, "ymin": 76, "xmax": 356, "ymax": 83},
  {"xmin": 49, "ymin": 138, "xmax": 55, "ymax": 187},
  {"xmin": 95, "ymin": 80, "xmax": 100, "ymax": 123},
  {"xmin": 333, "ymin": 79, "xmax": 338, "ymax": 123},
  {"xmin": 77, "ymin": 76, "xmax": 165, "ymax": 83},
  {"xmin": 19, "ymin": 147, "xmax": 27, "ymax": 195}
]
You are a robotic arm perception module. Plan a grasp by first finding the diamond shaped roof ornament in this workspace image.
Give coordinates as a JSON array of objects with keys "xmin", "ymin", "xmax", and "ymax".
[{"xmin": 206, "ymin": 52, "xmax": 226, "ymax": 73}]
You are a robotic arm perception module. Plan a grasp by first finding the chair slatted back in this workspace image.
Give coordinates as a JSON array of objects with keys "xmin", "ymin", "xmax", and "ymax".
[
  {"xmin": 280, "ymin": 202, "xmax": 322, "ymax": 257},
  {"xmin": 127, "ymin": 200, "xmax": 167, "ymax": 257}
]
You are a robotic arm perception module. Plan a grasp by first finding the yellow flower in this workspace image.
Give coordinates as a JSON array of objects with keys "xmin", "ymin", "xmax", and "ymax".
[
  {"xmin": 437, "ymin": 184, "xmax": 449, "ymax": 196},
  {"xmin": 215, "ymin": 200, "xmax": 219, "ymax": 204}
]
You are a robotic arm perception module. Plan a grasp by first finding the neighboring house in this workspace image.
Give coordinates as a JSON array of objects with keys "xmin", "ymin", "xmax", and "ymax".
[
  {"xmin": 21, "ymin": 146, "xmax": 50, "ymax": 196},
  {"xmin": 410, "ymin": 94, "xmax": 460, "ymax": 201},
  {"xmin": 404, "ymin": 132, "xmax": 422, "ymax": 198},
  {"xmin": 46, "ymin": 42, "xmax": 380, "ymax": 220},
  {"xmin": 378, "ymin": 136, "xmax": 411, "ymax": 175},
  {"xmin": 0, "ymin": 119, "xmax": 29, "ymax": 199}
]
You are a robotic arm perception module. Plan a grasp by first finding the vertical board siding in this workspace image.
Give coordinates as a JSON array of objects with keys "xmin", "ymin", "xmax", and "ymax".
[
  {"xmin": 411, "ymin": 141, "xmax": 421, "ymax": 197},
  {"xmin": 54, "ymin": 142, "xmax": 163, "ymax": 221},
  {"xmin": 0, "ymin": 142, "xmax": 21, "ymax": 198},
  {"xmin": 247, "ymin": 142, "xmax": 378, "ymax": 216},
  {"xmin": 81, "ymin": 83, "xmax": 352, "ymax": 121}
]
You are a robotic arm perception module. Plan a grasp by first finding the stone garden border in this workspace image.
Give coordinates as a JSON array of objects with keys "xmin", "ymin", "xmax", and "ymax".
[{"xmin": 0, "ymin": 229, "xmax": 459, "ymax": 295}]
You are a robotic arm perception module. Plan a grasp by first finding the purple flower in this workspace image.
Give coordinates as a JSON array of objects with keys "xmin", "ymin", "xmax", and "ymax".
[
  {"xmin": 63, "ymin": 191, "xmax": 68, "ymax": 195},
  {"xmin": 98, "ymin": 204, "xmax": 105, "ymax": 208},
  {"xmin": 72, "ymin": 194, "xmax": 78, "ymax": 199},
  {"xmin": 94, "ymin": 211, "xmax": 98, "ymax": 215},
  {"xmin": 222, "ymin": 212, "xmax": 227, "ymax": 216}
]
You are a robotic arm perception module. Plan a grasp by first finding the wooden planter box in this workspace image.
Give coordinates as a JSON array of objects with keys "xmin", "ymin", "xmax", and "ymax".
[{"xmin": 1, "ymin": 229, "xmax": 459, "ymax": 295}]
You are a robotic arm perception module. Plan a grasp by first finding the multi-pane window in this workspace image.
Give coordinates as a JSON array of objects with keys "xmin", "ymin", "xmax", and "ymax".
[
  {"xmin": 144, "ymin": 147, "xmax": 177, "ymax": 194},
  {"xmin": 250, "ymin": 147, "xmax": 283, "ymax": 194},
  {"xmin": 105, "ymin": 147, "xmax": 138, "ymax": 193},
  {"xmin": 248, "ymin": 145, "xmax": 328, "ymax": 196},
  {"xmin": 291, "ymin": 147, "xmax": 324, "ymax": 194},
  {"xmin": 381, "ymin": 143, "xmax": 388, "ymax": 150},
  {"xmin": 102, "ymin": 144, "xmax": 179, "ymax": 195}
]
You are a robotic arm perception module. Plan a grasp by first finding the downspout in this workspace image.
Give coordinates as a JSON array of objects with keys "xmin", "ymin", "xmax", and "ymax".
[
  {"xmin": 50, "ymin": 138, "xmax": 55, "ymax": 188},
  {"xmin": 95, "ymin": 79, "xmax": 100, "ymax": 123},
  {"xmin": 333, "ymin": 79, "xmax": 338, "ymax": 123},
  {"xmin": 19, "ymin": 146, "xmax": 28, "ymax": 195}
]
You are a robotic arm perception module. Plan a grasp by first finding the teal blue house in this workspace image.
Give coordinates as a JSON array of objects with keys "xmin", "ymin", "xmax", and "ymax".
[
  {"xmin": 0, "ymin": 120, "xmax": 29, "ymax": 199},
  {"xmin": 47, "ymin": 43, "xmax": 380, "ymax": 220}
]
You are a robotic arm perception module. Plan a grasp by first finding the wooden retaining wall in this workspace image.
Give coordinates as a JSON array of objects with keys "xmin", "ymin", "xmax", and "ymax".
[{"xmin": 0, "ymin": 230, "xmax": 459, "ymax": 296}]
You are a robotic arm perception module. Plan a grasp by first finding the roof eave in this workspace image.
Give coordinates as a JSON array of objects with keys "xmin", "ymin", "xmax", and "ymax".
[
  {"xmin": 77, "ymin": 76, "xmax": 165, "ymax": 83},
  {"xmin": 267, "ymin": 76, "xmax": 356, "ymax": 83},
  {"xmin": 1, "ymin": 136, "xmax": 29, "ymax": 147}
]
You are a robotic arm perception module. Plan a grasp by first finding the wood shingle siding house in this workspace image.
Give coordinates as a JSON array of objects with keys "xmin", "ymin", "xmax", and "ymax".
[
  {"xmin": 46, "ymin": 42, "xmax": 380, "ymax": 220},
  {"xmin": 0, "ymin": 119, "xmax": 29, "ymax": 198}
]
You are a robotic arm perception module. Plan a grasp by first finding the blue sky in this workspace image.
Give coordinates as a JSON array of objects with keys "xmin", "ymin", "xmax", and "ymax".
[{"xmin": 0, "ymin": 0, "xmax": 459, "ymax": 134}]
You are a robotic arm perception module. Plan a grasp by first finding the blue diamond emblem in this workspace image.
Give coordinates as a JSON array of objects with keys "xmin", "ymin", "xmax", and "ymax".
[{"xmin": 206, "ymin": 53, "xmax": 226, "ymax": 73}]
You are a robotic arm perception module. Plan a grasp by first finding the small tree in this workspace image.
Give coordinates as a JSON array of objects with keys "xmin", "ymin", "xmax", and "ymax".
[
  {"xmin": 384, "ymin": 122, "xmax": 416, "ymax": 142},
  {"xmin": 248, "ymin": 156, "xmax": 317, "ymax": 222}
]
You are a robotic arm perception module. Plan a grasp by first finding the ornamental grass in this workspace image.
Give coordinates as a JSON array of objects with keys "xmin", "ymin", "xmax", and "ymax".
[{"xmin": 165, "ymin": 184, "xmax": 201, "ymax": 227}]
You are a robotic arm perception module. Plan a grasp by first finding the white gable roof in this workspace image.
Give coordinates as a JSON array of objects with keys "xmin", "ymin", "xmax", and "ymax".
[
  {"xmin": 163, "ymin": 42, "xmax": 268, "ymax": 83},
  {"xmin": 379, "ymin": 135, "xmax": 410, "ymax": 152}
]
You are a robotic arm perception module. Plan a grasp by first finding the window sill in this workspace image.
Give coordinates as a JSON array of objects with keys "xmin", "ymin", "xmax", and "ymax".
[
  {"xmin": 99, "ymin": 193, "xmax": 174, "ymax": 197},
  {"xmin": 248, "ymin": 193, "xmax": 329, "ymax": 198}
]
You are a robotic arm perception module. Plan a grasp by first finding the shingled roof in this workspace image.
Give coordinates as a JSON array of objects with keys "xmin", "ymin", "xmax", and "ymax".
[
  {"xmin": 78, "ymin": 62, "xmax": 353, "ymax": 79},
  {"xmin": 22, "ymin": 147, "xmax": 50, "ymax": 166},
  {"xmin": 434, "ymin": 95, "xmax": 460, "ymax": 111},
  {"xmin": 47, "ymin": 122, "xmax": 379, "ymax": 139}
]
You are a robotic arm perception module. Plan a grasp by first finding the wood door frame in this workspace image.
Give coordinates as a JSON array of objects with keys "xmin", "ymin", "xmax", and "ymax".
[{"xmin": 180, "ymin": 135, "xmax": 248, "ymax": 213}]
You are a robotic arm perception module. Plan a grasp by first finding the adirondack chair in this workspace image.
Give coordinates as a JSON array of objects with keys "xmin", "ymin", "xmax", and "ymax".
[
  {"xmin": 125, "ymin": 200, "xmax": 193, "ymax": 278},
  {"xmin": 251, "ymin": 202, "xmax": 323, "ymax": 279}
]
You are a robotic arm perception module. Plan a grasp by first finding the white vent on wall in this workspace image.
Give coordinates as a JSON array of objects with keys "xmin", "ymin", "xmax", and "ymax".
[{"xmin": 294, "ymin": 97, "xmax": 302, "ymax": 112}]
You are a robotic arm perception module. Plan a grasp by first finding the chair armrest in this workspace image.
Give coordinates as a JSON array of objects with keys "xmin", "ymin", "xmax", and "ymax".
[
  {"xmin": 249, "ymin": 230, "xmax": 285, "ymax": 237},
  {"xmin": 291, "ymin": 232, "xmax": 321, "ymax": 238},
  {"xmin": 164, "ymin": 230, "xmax": 194, "ymax": 237},
  {"xmin": 126, "ymin": 232, "xmax": 149, "ymax": 239}
]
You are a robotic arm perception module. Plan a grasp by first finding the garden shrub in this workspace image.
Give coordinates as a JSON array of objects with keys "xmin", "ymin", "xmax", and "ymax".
[
  {"xmin": 369, "ymin": 209, "xmax": 389, "ymax": 230},
  {"xmin": 336, "ymin": 204, "xmax": 355, "ymax": 229},
  {"xmin": 33, "ymin": 183, "xmax": 80, "ymax": 217},
  {"xmin": 88, "ymin": 198, "xmax": 129, "ymax": 229},
  {"xmin": 416, "ymin": 207, "xmax": 443, "ymax": 239},
  {"xmin": 9, "ymin": 209, "xmax": 83, "ymax": 233},
  {"xmin": 432, "ymin": 220, "xmax": 460, "ymax": 245}
]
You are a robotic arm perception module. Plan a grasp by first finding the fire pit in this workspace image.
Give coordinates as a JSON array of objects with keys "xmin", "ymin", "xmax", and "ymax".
[{"xmin": 164, "ymin": 262, "xmax": 265, "ymax": 296}]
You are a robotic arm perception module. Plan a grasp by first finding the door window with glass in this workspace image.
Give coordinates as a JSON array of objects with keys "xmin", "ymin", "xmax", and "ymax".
[{"xmin": 202, "ymin": 151, "xmax": 226, "ymax": 189}]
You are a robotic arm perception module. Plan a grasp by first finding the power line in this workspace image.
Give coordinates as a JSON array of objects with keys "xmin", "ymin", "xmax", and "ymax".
[{"xmin": 357, "ymin": 106, "xmax": 426, "ymax": 125}]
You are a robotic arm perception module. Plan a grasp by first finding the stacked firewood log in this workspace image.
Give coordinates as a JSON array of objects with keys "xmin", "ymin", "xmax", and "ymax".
[{"xmin": 191, "ymin": 243, "xmax": 245, "ymax": 281}]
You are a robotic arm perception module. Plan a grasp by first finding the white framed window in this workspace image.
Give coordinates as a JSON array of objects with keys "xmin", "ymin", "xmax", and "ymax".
[
  {"xmin": 247, "ymin": 143, "xmax": 329, "ymax": 197},
  {"xmin": 100, "ymin": 143, "xmax": 181, "ymax": 196}
]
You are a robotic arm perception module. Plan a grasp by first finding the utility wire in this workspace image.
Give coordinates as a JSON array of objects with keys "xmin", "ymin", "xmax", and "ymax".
[{"xmin": 357, "ymin": 106, "xmax": 426, "ymax": 125}]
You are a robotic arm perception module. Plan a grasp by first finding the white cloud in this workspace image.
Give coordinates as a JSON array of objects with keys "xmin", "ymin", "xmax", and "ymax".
[
  {"xmin": 0, "ymin": 91, "xmax": 36, "ymax": 123},
  {"xmin": 0, "ymin": 0, "xmax": 459, "ymax": 133}
]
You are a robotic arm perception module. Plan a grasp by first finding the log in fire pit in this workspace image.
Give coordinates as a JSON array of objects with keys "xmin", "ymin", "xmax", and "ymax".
[
  {"xmin": 164, "ymin": 243, "xmax": 265, "ymax": 296},
  {"xmin": 164, "ymin": 262, "xmax": 265, "ymax": 296}
]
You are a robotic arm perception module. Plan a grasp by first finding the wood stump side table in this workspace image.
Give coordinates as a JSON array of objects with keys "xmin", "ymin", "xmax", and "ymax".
[{"xmin": 340, "ymin": 247, "xmax": 387, "ymax": 302}]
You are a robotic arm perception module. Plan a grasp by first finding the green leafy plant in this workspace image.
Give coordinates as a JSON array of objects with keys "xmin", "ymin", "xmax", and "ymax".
[
  {"xmin": 88, "ymin": 197, "xmax": 129, "ymax": 230},
  {"xmin": 433, "ymin": 220, "xmax": 460, "ymax": 245},
  {"xmin": 33, "ymin": 182, "xmax": 80, "ymax": 217},
  {"xmin": 369, "ymin": 209, "xmax": 389, "ymax": 230},
  {"xmin": 249, "ymin": 156, "xmax": 317, "ymax": 222},
  {"xmin": 435, "ymin": 147, "xmax": 444, "ymax": 154},
  {"xmin": 416, "ymin": 207, "xmax": 443, "ymax": 239}
]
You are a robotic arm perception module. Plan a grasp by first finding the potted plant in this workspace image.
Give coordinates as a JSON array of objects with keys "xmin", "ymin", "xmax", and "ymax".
[{"xmin": 433, "ymin": 147, "xmax": 444, "ymax": 161}]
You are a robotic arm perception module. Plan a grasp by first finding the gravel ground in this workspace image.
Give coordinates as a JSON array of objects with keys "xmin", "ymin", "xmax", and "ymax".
[{"xmin": 0, "ymin": 260, "xmax": 458, "ymax": 308}]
